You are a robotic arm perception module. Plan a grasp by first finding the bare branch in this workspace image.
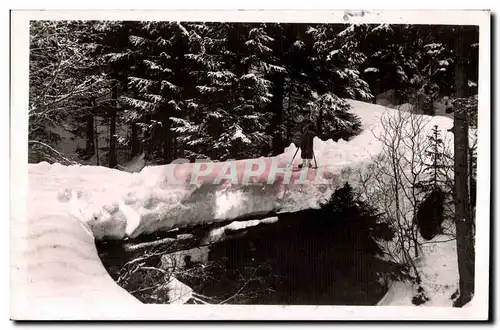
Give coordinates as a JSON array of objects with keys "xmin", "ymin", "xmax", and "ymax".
[
  {"xmin": 218, "ymin": 266, "xmax": 260, "ymax": 304},
  {"xmin": 28, "ymin": 140, "xmax": 80, "ymax": 165}
]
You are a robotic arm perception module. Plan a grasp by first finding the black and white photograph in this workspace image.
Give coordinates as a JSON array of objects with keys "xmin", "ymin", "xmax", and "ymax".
[{"xmin": 9, "ymin": 9, "xmax": 491, "ymax": 321}]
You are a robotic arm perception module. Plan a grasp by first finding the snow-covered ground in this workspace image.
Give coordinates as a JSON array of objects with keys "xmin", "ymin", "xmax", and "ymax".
[
  {"xmin": 377, "ymin": 232, "xmax": 460, "ymax": 307},
  {"xmin": 12, "ymin": 99, "xmax": 466, "ymax": 318}
]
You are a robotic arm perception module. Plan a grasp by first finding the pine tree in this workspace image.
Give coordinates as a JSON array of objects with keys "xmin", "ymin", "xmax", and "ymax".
[
  {"xmin": 229, "ymin": 24, "xmax": 277, "ymax": 158},
  {"xmin": 95, "ymin": 21, "xmax": 142, "ymax": 166},
  {"xmin": 173, "ymin": 22, "xmax": 243, "ymax": 160},
  {"xmin": 321, "ymin": 182, "xmax": 394, "ymax": 256},
  {"xmin": 111, "ymin": 21, "xmax": 190, "ymax": 164},
  {"xmin": 359, "ymin": 24, "xmax": 417, "ymax": 100},
  {"xmin": 307, "ymin": 92, "xmax": 362, "ymax": 142},
  {"xmin": 173, "ymin": 22, "xmax": 275, "ymax": 160},
  {"xmin": 306, "ymin": 23, "xmax": 372, "ymax": 100},
  {"xmin": 292, "ymin": 23, "xmax": 369, "ymax": 141},
  {"xmin": 413, "ymin": 40, "xmax": 454, "ymax": 115},
  {"xmin": 262, "ymin": 23, "xmax": 290, "ymax": 155},
  {"xmin": 359, "ymin": 24, "xmax": 479, "ymax": 112},
  {"xmin": 267, "ymin": 23, "xmax": 312, "ymax": 151},
  {"xmin": 415, "ymin": 125, "xmax": 453, "ymax": 195}
]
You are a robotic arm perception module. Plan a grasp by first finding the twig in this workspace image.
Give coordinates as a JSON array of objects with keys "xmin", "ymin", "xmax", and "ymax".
[
  {"xmin": 121, "ymin": 255, "xmax": 148, "ymax": 269},
  {"xmin": 130, "ymin": 284, "xmax": 160, "ymax": 294},
  {"xmin": 139, "ymin": 266, "xmax": 169, "ymax": 275},
  {"xmin": 420, "ymin": 237, "xmax": 456, "ymax": 245},
  {"xmin": 218, "ymin": 267, "xmax": 259, "ymax": 304},
  {"xmin": 191, "ymin": 296, "xmax": 212, "ymax": 305},
  {"xmin": 32, "ymin": 55, "xmax": 62, "ymax": 108},
  {"xmin": 192, "ymin": 292, "xmax": 217, "ymax": 302}
]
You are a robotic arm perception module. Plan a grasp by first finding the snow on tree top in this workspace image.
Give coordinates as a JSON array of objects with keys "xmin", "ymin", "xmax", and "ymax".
[
  {"xmin": 328, "ymin": 49, "xmax": 340, "ymax": 59},
  {"xmin": 424, "ymin": 43, "xmax": 443, "ymax": 49},
  {"xmin": 306, "ymin": 26, "xmax": 318, "ymax": 35},
  {"xmin": 293, "ymin": 40, "xmax": 305, "ymax": 49},
  {"xmin": 129, "ymin": 35, "xmax": 148, "ymax": 47},
  {"xmin": 364, "ymin": 67, "xmax": 380, "ymax": 73},
  {"xmin": 175, "ymin": 21, "xmax": 190, "ymax": 37},
  {"xmin": 232, "ymin": 126, "xmax": 252, "ymax": 144},
  {"xmin": 371, "ymin": 23, "xmax": 393, "ymax": 33},
  {"xmin": 241, "ymin": 73, "xmax": 257, "ymax": 81},
  {"xmin": 338, "ymin": 24, "xmax": 356, "ymax": 37}
]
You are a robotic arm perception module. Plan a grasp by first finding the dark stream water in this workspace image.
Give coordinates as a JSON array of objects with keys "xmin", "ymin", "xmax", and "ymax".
[
  {"xmin": 98, "ymin": 186, "xmax": 398, "ymax": 306},
  {"xmin": 173, "ymin": 208, "xmax": 393, "ymax": 305}
]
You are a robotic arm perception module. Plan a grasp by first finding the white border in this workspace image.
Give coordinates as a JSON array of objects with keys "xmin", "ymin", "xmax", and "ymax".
[
  {"xmin": 9, "ymin": 9, "xmax": 491, "ymax": 321},
  {"xmin": 8, "ymin": 9, "xmax": 490, "ymax": 25}
]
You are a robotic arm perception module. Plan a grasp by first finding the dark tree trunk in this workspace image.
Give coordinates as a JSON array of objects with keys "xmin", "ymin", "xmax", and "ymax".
[
  {"xmin": 85, "ymin": 113, "xmax": 95, "ymax": 157},
  {"xmin": 130, "ymin": 123, "xmax": 140, "ymax": 159},
  {"xmin": 285, "ymin": 84, "xmax": 292, "ymax": 146},
  {"xmin": 469, "ymin": 140, "xmax": 477, "ymax": 210},
  {"xmin": 94, "ymin": 116, "xmax": 100, "ymax": 166},
  {"xmin": 108, "ymin": 112, "xmax": 117, "ymax": 168},
  {"xmin": 453, "ymin": 28, "xmax": 475, "ymax": 307},
  {"xmin": 161, "ymin": 107, "xmax": 173, "ymax": 164},
  {"xmin": 269, "ymin": 74, "xmax": 285, "ymax": 155},
  {"xmin": 173, "ymin": 133, "xmax": 178, "ymax": 159},
  {"xmin": 176, "ymin": 131, "xmax": 185, "ymax": 158},
  {"xmin": 433, "ymin": 127, "xmax": 439, "ymax": 189},
  {"xmin": 108, "ymin": 85, "xmax": 118, "ymax": 169},
  {"xmin": 267, "ymin": 25, "xmax": 286, "ymax": 156},
  {"xmin": 317, "ymin": 107, "xmax": 324, "ymax": 140}
]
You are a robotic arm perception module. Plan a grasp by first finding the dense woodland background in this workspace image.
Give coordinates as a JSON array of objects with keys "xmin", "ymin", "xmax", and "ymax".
[{"xmin": 28, "ymin": 21, "xmax": 479, "ymax": 167}]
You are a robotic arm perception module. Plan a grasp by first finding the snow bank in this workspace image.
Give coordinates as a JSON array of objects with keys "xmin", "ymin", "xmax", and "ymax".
[
  {"xmin": 29, "ymin": 157, "xmax": 342, "ymax": 240},
  {"xmin": 377, "ymin": 236, "xmax": 459, "ymax": 307},
  {"xmin": 11, "ymin": 198, "xmax": 142, "ymax": 319},
  {"xmin": 12, "ymin": 99, "xmax": 458, "ymax": 318}
]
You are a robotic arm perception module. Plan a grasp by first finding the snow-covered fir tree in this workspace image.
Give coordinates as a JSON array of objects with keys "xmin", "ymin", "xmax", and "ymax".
[
  {"xmin": 173, "ymin": 23, "xmax": 275, "ymax": 161},
  {"xmin": 302, "ymin": 23, "xmax": 368, "ymax": 141},
  {"xmin": 360, "ymin": 24, "xmax": 478, "ymax": 112},
  {"xmin": 107, "ymin": 21, "xmax": 191, "ymax": 164},
  {"xmin": 415, "ymin": 125, "xmax": 453, "ymax": 196},
  {"xmin": 360, "ymin": 24, "xmax": 420, "ymax": 100}
]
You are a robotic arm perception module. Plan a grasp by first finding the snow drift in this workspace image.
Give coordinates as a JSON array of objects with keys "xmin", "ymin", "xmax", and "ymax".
[
  {"xmin": 11, "ymin": 99, "xmax": 458, "ymax": 318},
  {"xmin": 376, "ymin": 237, "xmax": 460, "ymax": 307}
]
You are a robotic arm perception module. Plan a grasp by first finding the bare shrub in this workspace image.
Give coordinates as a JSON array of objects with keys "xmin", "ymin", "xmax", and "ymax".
[{"xmin": 354, "ymin": 109, "xmax": 453, "ymax": 284}]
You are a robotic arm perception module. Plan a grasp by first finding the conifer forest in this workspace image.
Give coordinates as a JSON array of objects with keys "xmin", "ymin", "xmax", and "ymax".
[{"xmin": 29, "ymin": 21, "xmax": 478, "ymax": 166}]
